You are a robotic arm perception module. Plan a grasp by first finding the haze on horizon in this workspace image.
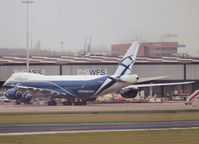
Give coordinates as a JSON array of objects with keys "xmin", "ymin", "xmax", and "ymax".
[{"xmin": 0, "ymin": 0, "xmax": 199, "ymax": 56}]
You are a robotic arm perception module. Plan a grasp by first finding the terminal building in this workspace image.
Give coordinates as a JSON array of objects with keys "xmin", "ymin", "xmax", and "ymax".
[
  {"xmin": 111, "ymin": 42, "xmax": 178, "ymax": 57},
  {"xmin": 0, "ymin": 55, "xmax": 199, "ymax": 98}
]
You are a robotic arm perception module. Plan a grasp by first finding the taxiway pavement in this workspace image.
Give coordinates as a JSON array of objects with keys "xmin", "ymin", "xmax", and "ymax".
[
  {"xmin": 0, "ymin": 102, "xmax": 198, "ymax": 112},
  {"xmin": 0, "ymin": 120, "xmax": 199, "ymax": 135}
]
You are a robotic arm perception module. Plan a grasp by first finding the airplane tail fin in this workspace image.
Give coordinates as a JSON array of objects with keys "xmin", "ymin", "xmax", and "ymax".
[
  {"xmin": 185, "ymin": 89, "xmax": 199, "ymax": 105},
  {"xmin": 112, "ymin": 41, "xmax": 140, "ymax": 76}
]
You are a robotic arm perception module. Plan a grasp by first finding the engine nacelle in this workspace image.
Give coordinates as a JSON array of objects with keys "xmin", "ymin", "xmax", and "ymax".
[
  {"xmin": 5, "ymin": 88, "xmax": 17, "ymax": 99},
  {"xmin": 120, "ymin": 88, "xmax": 138, "ymax": 98},
  {"xmin": 20, "ymin": 92, "xmax": 32, "ymax": 104},
  {"xmin": 5, "ymin": 88, "xmax": 32, "ymax": 104}
]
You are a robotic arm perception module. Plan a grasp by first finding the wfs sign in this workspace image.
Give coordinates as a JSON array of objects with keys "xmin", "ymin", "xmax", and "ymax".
[
  {"xmin": 14, "ymin": 69, "xmax": 45, "ymax": 75},
  {"xmin": 77, "ymin": 69, "xmax": 107, "ymax": 75}
]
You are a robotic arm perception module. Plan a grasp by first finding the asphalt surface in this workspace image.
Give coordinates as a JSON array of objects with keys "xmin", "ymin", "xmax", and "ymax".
[
  {"xmin": 1, "ymin": 102, "xmax": 199, "ymax": 112},
  {"xmin": 0, "ymin": 120, "xmax": 199, "ymax": 134}
]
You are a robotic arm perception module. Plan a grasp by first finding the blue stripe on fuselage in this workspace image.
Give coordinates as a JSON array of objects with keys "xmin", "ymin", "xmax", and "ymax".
[
  {"xmin": 3, "ymin": 76, "xmax": 109, "ymax": 98},
  {"xmin": 95, "ymin": 80, "xmax": 116, "ymax": 96}
]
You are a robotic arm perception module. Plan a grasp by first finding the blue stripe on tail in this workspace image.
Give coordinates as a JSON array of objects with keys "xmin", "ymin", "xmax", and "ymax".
[{"xmin": 112, "ymin": 55, "xmax": 134, "ymax": 76}]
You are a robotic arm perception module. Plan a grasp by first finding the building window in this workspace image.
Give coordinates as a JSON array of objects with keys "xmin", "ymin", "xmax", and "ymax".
[
  {"xmin": 156, "ymin": 47, "xmax": 177, "ymax": 50},
  {"xmin": 112, "ymin": 47, "xmax": 121, "ymax": 51}
]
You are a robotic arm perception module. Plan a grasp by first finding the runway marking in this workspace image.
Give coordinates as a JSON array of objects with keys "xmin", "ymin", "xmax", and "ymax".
[{"xmin": 0, "ymin": 127, "xmax": 199, "ymax": 136}]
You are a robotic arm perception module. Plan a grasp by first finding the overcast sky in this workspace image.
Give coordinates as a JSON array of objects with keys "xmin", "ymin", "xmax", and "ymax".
[{"xmin": 0, "ymin": 0, "xmax": 199, "ymax": 55}]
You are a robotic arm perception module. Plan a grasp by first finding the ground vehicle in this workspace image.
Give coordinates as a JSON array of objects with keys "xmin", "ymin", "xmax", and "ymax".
[{"xmin": 0, "ymin": 96, "xmax": 10, "ymax": 102}]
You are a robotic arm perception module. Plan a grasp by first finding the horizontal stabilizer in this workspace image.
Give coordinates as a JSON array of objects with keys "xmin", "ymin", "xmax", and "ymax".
[
  {"xmin": 137, "ymin": 76, "xmax": 168, "ymax": 83},
  {"xmin": 108, "ymin": 74, "xmax": 139, "ymax": 84},
  {"xmin": 107, "ymin": 76, "xmax": 121, "ymax": 82}
]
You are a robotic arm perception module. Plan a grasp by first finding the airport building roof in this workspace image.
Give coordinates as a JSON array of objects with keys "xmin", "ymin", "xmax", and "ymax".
[{"xmin": 0, "ymin": 55, "xmax": 199, "ymax": 65}]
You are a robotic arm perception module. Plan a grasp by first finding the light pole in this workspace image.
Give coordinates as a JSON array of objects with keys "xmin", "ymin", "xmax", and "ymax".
[
  {"xmin": 22, "ymin": 0, "xmax": 33, "ymax": 72},
  {"xmin": 60, "ymin": 42, "xmax": 64, "ymax": 54}
]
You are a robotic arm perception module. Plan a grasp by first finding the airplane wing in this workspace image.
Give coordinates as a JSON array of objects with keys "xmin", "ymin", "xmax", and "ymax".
[
  {"xmin": 126, "ymin": 81, "xmax": 194, "ymax": 89},
  {"xmin": 15, "ymin": 85, "xmax": 66, "ymax": 98}
]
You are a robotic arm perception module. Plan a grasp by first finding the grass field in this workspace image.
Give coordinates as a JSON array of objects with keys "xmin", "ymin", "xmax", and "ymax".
[
  {"xmin": 0, "ymin": 129, "xmax": 199, "ymax": 144},
  {"xmin": 0, "ymin": 110, "xmax": 199, "ymax": 144},
  {"xmin": 0, "ymin": 110, "xmax": 199, "ymax": 124}
]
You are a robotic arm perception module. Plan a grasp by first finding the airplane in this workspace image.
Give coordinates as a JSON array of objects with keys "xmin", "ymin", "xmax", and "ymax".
[
  {"xmin": 2, "ymin": 42, "xmax": 194, "ymax": 105},
  {"xmin": 185, "ymin": 90, "xmax": 199, "ymax": 105}
]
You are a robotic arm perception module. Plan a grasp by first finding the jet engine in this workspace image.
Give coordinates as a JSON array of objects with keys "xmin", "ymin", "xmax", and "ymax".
[
  {"xmin": 120, "ymin": 88, "xmax": 138, "ymax": 98},
  {"xmin": 5, "ymin": 88, "xmax": 32, "ymax": 104},
  {"xmin": 5, "ymin": 88, "xmax": 17, "ymax": 99}
]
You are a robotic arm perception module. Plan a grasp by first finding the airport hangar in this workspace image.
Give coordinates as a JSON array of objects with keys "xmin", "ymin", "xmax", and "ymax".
[{"xmin": 0, "ymin": 55, "xmax": 199, "ymax": 98}]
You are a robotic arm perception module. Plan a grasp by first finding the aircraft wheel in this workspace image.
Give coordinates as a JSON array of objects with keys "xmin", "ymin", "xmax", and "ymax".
[
  {"xmin": 73, "ymin": 98, "xmax": 87, "ymax": 105},
  {"xmin": 15, "ymin": 100, "xmax": 21, "ymax": 105},
  {"xmin": 48, "ymin": 100, "xmax": 57, "ymax": 106},
  {"xmin": 62, "ymin": 101, "xmax": 72, "ymax": 105},
  {"xmin": 81, "ymin": 100, "xmax": 87, "ymax": 105}
]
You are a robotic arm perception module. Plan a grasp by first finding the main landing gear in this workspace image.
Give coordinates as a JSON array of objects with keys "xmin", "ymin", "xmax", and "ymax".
[
  {"xmin": 47, "ymin": 98, "xmax": 57, "ymax": 106},
  {"xmin": 73, "ymin": 98, "xmax": 87, "ymax": 105},
  {"xmin": 62, "ymin": 98, "xmax": 87, "ymax": 106},
  {"xmin": 47, "ymin": 98, "xmax": 87, "ymax": 106}
]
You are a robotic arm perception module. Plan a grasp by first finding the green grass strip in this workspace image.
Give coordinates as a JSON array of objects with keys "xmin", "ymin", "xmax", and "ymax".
[
  {"xmin": 0, "ymin": 129, "xmax": 199, "ymax": 144},
  {"xmin": 0, "ymin": 109, "xmax": 199, "ymax": 116}
]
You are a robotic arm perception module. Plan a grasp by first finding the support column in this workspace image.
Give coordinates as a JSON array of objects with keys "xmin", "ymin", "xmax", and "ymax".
[
  {"xmin": 161, "ymin": 86, "xmax": 164, "ymax": 97},
  {"xmin": 60, "ymin": 65, "xmax": 62, "ymax": 75},
  {"xmin": 183, "ymin": 64, "xmax": 187, "ymax": 92}
]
